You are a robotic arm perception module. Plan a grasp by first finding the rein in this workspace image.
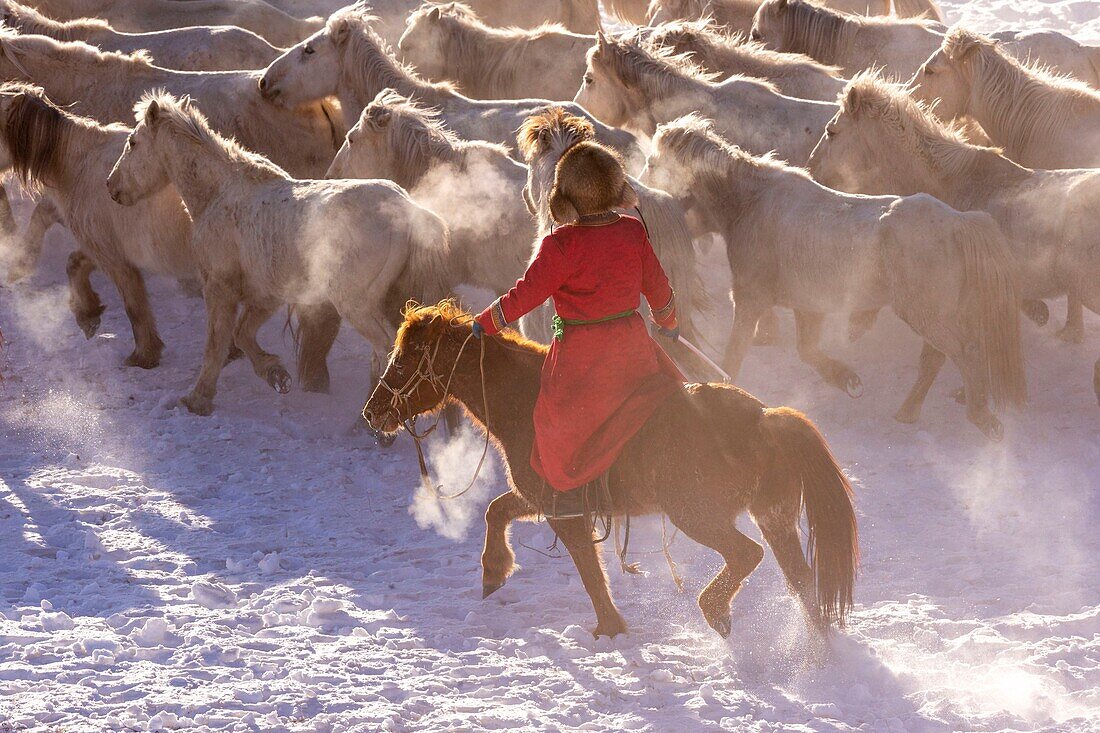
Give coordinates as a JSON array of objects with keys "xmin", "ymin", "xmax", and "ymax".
[{"xmin": 374, "ymin": 325, "xmax": 492, "ymax": 501}]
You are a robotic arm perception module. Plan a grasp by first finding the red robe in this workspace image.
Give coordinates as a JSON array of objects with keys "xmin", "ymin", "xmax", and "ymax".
[{"xmin": 476, "ymin": 215, "xmax": 682, "ymax": 491}]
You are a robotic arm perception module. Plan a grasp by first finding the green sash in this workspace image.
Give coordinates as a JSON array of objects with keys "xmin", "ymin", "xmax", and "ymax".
[{"xmin": 551, "ymin": 309, "xmax": 637, "ymax": 341}]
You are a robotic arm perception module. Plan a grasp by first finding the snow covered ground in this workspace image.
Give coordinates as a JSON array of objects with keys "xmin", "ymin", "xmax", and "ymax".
[{"xmin": 1, "ymin": 1, "xmax": 1099, "ymax": 731}]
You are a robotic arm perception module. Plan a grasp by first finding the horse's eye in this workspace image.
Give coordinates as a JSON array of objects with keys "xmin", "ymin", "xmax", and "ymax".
[
  {"xmin": 303, "ymin": 45, "xmax": 315, "ymax": 56},
  {"xmin": 583, "ymin": 73, "xmax": 594, "ymax": 86},
  {"xmin": 749, "ymin": 29, "xmax": 762, "ymax": 42}
]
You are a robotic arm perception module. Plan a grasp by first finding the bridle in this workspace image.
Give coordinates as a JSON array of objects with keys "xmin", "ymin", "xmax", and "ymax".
[{"xmin": 367, "ymin": 322, "xmax": 491, "ymax": 501}]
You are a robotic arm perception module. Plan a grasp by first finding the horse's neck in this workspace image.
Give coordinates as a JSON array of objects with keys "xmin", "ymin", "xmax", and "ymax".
[
  {"xmin": 24, "ymin": 51, "xmax": 161, "ymax": 122},
  {"xmin": 638, "ymin": 77, "xmax": 710, "ymax": 131},
  {"xmin": 158, "ymin": 130, "xmax": 252, "ymax": 219},
  {"xmin": 39, "ymin": 119, "xmax": 113, "ymax": 196},
  {"xmin": 451, "ymin": 338, "xmax": 540, "ymax": 460},
  {"xmin": 34, "ymin": 0, "xmax": 100, "ymax": 20},
  {"xmin": 340, "ymin": 42, "xmax": 452, "ymax": 121},
  {"xmin": 968, "ymin": 57, "xmax": 1071, "ymax": 160}
]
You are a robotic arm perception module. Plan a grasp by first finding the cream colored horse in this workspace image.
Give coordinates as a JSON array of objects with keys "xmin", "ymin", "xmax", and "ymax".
[
  {"xmin": 257, "ymin": 4, "xmax": 644, "ymax": 169},
  {"xmin": 461, "ymin": 0, "xmax": 600, "ymax": 34},
  {"xmin": 574, "ymin": 33, "xmax": 836, "ymax": 165},
  {"xmin": 107, "ymin": 91, "xmax": 452, "ymax": 416},
  {"xmin": 0, "ymin": 82, "xmax": 191, "ymax": 367},
  {"xmin": 514, "ymin": 107, "xmax": 706, "ymax": 349},
  {"xmin": 327, "ymin": 89, "xmax": 536, "ymax": 296},
  {"xmin": 752, "ymin": 0, "xmax": 1100, "ymax": 84},
  {"xmin": 643, "ymin": 115, "xmax": 1026, "ymax": 438},
  {"xmin": 0, "ymin": 32, "xmax": 343, "ymax": 178},
  {"xmin": 912, "ymin": 28, "xmax": 1100, "ymax": 170},
  {"xmin": 646, "ymin": 0, "xmax": 939, "ymax": 30},
  {"xmin": 0, "ymin": 0, "xmax": 281, "ymax": 71},
  {"xmin": 398, "ymin": 3, "xmax": 592, "ymax": 101},
  {"xmin": 808, "ymin": 75, "xmax": 1100, "ymax": 363},
  {"xmin": 637, "ymin": 19, "xmax": 846, "ymax": 102},
  {"xmin": 22, "ymin": 0, "xmax": 322, "ymax": 47}
]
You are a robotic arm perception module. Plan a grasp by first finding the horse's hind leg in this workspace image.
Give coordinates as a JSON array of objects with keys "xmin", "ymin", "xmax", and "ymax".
[
  {"xmin": 1021, "ymin": 299, "xmax": 1049, "ymax": 327},
  {"xmin": 100, "ymin": 259, "xmax": 164, "ymax": 369},
  {"xmin": 894, "ymin": 341, "xmax": 946, "ymax": 424},
  {"xmin": 755, "ymin": 515, "xmax": 825, "ymax": 635},
  {"xmin": 665, "ymin": 504, "xmax": 764, "ymax": 638},
  {"xmin": 481, "ymin": 490, "xmax": 535, "ymax": 598},
  {"xmin": 295, "ymin": 301, "xmax": 341, "ymax": 393},
  {"xmin": 795, "ymin": 311, "xmax": 862, "ymax": 397},
  {"xmin": 548, "ymin": 516, "xmax": 628, "ymax": 638},
  {"xmin": 722, "ymin": 294, "xmax": 769, "ymax": 378},
  {"xmin": 234, "ymin": 301, "xmax": 290, "ymax": 394},
  {"xmin": 65, "ymin": 251, "xmax": 104, "ymax": 339},
  {"xmin": 1056, "ymin": 294, "xmax": 1084, "ymax": 344},
  {"xmin": 848, "ymin": 308, "xmax": 881, "ymax": 342}
]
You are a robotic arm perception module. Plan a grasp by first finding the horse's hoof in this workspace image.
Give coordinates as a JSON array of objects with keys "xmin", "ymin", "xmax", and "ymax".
[
  {"xmin": 482, "ymin": 582, "xmax": 505, "ymax": 599},
  {"xmin": 266, "ymin": 366, "xmax": 292, "ymax": 394},
  {"xmin": 180, "ymin": 393, "xmax": 214, "ymax": 416},
  {"xmin": 1021, "ymin": 299, "xmax": 1049, "ymax": 326},
  {"xmin": 893, "ymin": 407, "xmax": 919, "ymax": 424},
  {"xmin": 952, "ymin": 387, "xmax": 967, "ymax": 405},
  {"xmin": 706, "ymin": 613, "xmax": 732, "ymax": 639},
  {"xmin": 124, "ymin": 351, "xmax": 160, "ymax": 369},
  {"xmin": 844, "ymin": 374, "xmax": 864, "ymax": 399},
  {"xmin": 975, "ymin": 415, "xmax": 1004, "ymax": 442},
  {"xmin": 593, "ymin": 618, "xmax": 628, "ymax": 639},
  {"xmin": 77, "ymin": 312, "xmax": 103, "ymax": 339},
  {"xmin": 1056, "ymin": 325, "xmax": 1084, "ymax": 344}
]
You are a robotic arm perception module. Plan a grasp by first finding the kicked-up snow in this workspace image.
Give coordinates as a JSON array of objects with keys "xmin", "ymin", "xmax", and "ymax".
[{"xmin": 1, "ymin": 1, "xmax": 1099, "ymax": 731}]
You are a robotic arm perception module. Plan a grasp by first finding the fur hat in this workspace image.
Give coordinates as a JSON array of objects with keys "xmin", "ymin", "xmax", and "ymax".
[{"xmin": 548, "ymin": 141, "xmax": 638, "ymax": 224}]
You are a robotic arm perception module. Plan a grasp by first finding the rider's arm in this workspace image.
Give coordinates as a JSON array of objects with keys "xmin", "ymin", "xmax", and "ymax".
[
  {"xmin": 475, "ymin": 232, "xmax": 574, "ymax": 336},
  {"xmin": 640, "ymin": 232, "xmax": 678, "ymax": 332}
]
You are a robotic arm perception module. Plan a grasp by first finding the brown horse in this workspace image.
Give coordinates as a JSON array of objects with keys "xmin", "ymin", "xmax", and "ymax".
[{"xmin": 363, "ymin": 301, "xmax": 859, "ymax": 640}]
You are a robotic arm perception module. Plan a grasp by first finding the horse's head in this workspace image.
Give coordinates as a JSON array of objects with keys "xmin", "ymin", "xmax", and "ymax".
[
  {"xmin": 910, "ymin": 28, "xmax": 984, "ymax": 121},
  {"xmin": 106, "ymin": 92, "xmax": 179, "ymax": 206},
  {"xmin": 397, "ymin": 3, "xmax": 458, "ymax": 81},
  {"xmin": 259, "ymin": 5, "xmax": 365, "ymax": 107},
  {"xmin": 574, "ymin": 33, "xmax": 640, "ymax": 131},
  {"xmin": 749, "ymin": 0, "xmax": 788, "ymax": 48},
  {"xmin": 327, "ymin": 89, "xmax": 442, "ymax": 183},
  {"xmin": 363, "ymin": 300, "xmax": 475, "ymax": 434},
  {"xmin": 645, "ymin": 0, "xmax": 698, "ymax": 26},
  {"xmin": 807, "ymin": 74, "xmax": 891, "ymax": 193},
  {"xmin": 642, "ymin": 115, "xmax": 728, "ymax": 234},
  {"xmin": 516, "ymin": 106, "xmax": 595, "ymax": 225}
]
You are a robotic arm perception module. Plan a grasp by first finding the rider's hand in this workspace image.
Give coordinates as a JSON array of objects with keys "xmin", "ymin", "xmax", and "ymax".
[{"xmin": 471, "ymin": 321, "xmax": 485, "ymax": 339}]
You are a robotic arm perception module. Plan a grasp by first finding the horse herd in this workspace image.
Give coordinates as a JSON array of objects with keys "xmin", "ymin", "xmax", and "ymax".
[{"xmin": 0, "ymin": 0, "xmax": 1097, "ymax": 639}]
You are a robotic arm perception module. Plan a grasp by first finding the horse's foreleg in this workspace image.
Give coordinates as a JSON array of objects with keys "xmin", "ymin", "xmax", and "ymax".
[
  {"xmin": 894, "ymin": 341, "xmax": 946, "ymax": 424},
  {"xmin": 9, "ymin": 200, "xmax": 62, "ymax": 283},
  {"xmin": 481, "ymin": 490, "xmax": 535, "ymax": 599},
  {"xmin": 665, "ymin": 505, "xmax": 763, "ymax": 639},
  {"xmin": 234, "ymin": 301, "xmax": 289, "ymax": 394},
  {"xmin": 99, "ymin": 259, "xmax": 164, "ymax": 368},
  {"xmin": 1056, "ymin": 294, "xmax": 1084, "ymax": 344},
  {"xmin": 65, "ymin": 251, "xmax": 105, "ymax": 339},
  {"xmin": 795, "ymin": 310, "xmax": 863, "ymax": 397},
  {"xmin": 848, "ymin": 308, "xmax": 881, "ymax": 342},
  {"xmin": 182, "ymin": 278, "xmax": 238, "ymax": 416},
  {"xmin": 753, "ymin": 307, "xmax": 781, "ymax": 345},
  {"xmin": 721, "ymin": 295, "xmax": 768, "ymax": 379},
  {"xmin": 548, "ymin": 516, "xmax": 627, "ymax": 638}
]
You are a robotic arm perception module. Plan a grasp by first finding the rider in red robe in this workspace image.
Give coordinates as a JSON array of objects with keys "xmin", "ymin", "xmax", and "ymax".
[{"xmin": 473, "ymin": 141, "xmax": 682, "ymax": 518}]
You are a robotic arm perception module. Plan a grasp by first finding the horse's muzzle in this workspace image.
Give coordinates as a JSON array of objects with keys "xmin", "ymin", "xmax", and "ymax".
[
  {"xmin": 362, "ymin": 403, "xmax": 399, "ymax": 434},
  {"xmin": 257, "ymin": 75, "xmax": 280, "ymax": 101}
]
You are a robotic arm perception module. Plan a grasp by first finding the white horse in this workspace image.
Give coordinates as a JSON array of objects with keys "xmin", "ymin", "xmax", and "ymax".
[
  {"xmin": 398, "ymin": 3, "xmax": 592, "ymax": 101},
  {"xmin": 643, "ymin": 115, "xmax": 1026, "ymax": 439},
  {"xmin": 809, "ymin": 74, "xmax": 1100, "ymax": 367},
  {"xmin": 107, "ymin": 91, "xmax": 452, "ymax": 416},
  {"xmin": 257, "ymin": 4, "xmax": 644, "ymax": 169},
  {"xmin": 574, "ymin": 32, "xmax": 836, "ymax": 165},
  {"xmin": 0, "ymin": 0, "xmax": 281, "ymax": 71},
  {"xmin": 646, "ymin": 0, "xmax": 940, "ymax": 30},
  {"xmin": 327, "ymin": 89, "xmax": 536, "ymax": 296},
  {"xmin": 21, "ymin": 0, "xmax": 323, "ymax": 46},
  {"xmin": 0, "ymin": 82, "xmax": 192, "ymax": 367},
  {"xmin": 0, "ymin": 31, "xmax": 343, "ymax": 178},
  {"xmin": 460, "ymin": 0, "xmax": 600, "ymax": 34},
  {"xmin": 752, "ymin": 0, "xmax": 1100, "ymax": 85},
  {"xmin": 636, "ymin": 19, "xmax": 846, "ymax": 102},
  {"xmin": 911, "ymin": 28, "xmax": 1100, "ymax": 170}
]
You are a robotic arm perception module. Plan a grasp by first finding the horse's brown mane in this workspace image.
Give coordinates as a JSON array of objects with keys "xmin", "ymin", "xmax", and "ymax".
[
  {"xmin": 397, "ymin": 300, "xmax": 548, "ymax": 355},
  {"xmin": 516, "ymin": 106, "xmax": 595, "ymax": 162},
  {"xmin": 1, "ymin": 80, "xmax": 69, "ymax": 187}
]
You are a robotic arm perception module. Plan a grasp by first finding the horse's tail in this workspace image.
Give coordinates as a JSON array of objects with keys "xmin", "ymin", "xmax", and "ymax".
[
  {"xmin": 891, "ymin": 0, "xmax": 944, "ymax": 21},
  {"xmin": 956, "ymin": 211, "xmax": 1028, "ymax": 411},
  {"xmin": 761, "ymin": 407, "xmax": 858, "ymax": 627}
]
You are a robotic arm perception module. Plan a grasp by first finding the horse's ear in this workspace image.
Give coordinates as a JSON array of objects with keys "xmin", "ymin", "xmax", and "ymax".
[
  {"xmin": 330, "ymin": 16, "xmax": 351, "ymax": 46},
  {"xmin": 368, "ymin": 105, "xmax": 391, "ymax": 127},
  {"xmin": 777, "ymin": 0, "xmax": 789, "ymax": 10},
  {"xmin": 144, "ymin": 99, "xmax": 161, "ymax": 125},
  {"xmin": 617, "ymin": 181, "xmax": 639, "ymax": 210},
  {"xmin": 845, "ymin": 85, "xmax": 863, "ymax": 114},
  {"xmin": 428, "ymin": 5, "xmax": 442, "ymax": 20},
  {"xmin": 596, "ymin": 30, "xmax": 609, "ymax": 53}
]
